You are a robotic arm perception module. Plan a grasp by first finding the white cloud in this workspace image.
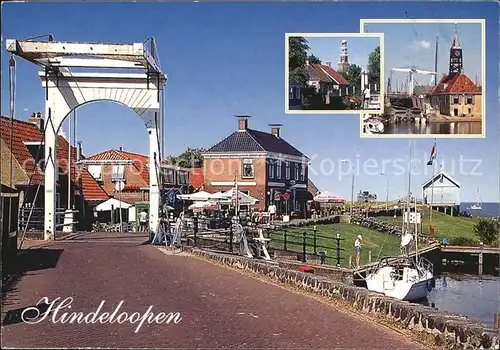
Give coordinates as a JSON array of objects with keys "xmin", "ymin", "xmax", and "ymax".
[{"xmin": 408, "ymin": 40, "xmax": 431, "ymax": 51}]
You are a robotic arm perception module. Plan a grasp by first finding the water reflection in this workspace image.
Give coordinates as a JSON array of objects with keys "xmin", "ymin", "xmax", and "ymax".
[
  {"xmin": 420, "ymin": 274, "xmax": 500, "ymax": 328},
  {"xmin": 383, "ymin": 121, "xmax": 482, "ymax": 135}
]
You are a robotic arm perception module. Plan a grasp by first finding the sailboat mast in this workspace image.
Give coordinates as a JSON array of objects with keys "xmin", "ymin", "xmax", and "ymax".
[
  {"xmin": 406, "ymin": 142, "xmax": 412, "ymax": 234},
  {"xmin": 415, "ymin": 195, "xmax": 419, "ymax": 261}
]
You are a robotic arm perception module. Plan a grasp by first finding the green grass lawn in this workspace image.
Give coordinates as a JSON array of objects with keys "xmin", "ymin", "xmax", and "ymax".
[
  {"xmin": 267, "ymin": 223, "xmax": 405, "ymax": 268},
  {"xmin": 377, "ymin": 207, "xmax": 481, "ymax": 242}
]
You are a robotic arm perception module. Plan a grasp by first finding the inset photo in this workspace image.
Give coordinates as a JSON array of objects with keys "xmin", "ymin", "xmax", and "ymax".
[
  {"xmin": 286, "ymin": 33, "xmax": 384, "ymax": 114},
  {"xmin": 360, "ymin": 19, "xmax": 485, "ymax": 138}
]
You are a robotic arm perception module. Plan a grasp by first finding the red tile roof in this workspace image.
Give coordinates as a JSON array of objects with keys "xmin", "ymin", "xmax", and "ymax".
[
  {"xmin": 0, "ymin": 116, "xmax": 108, "ymax": 200},
  {"xmin": 85, "ymin": 149, "xmax": 150, "ymax": 184},
  {"xmin": 0, "ymin": 117, "xmax": 45, "ymax": 184},
  {"xmin": 431, "ymin": 73, "xmax": 481, "ymax": 95},
  {"xmin": 309, "ymin": 63, "xmax": 349, "ymax": 85}
]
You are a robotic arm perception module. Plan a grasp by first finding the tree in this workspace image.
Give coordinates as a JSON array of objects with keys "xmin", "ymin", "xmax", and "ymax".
[
  {"xmin": 339, "ymin": 64, "xmax": 362, "ymax": 95},
  {"xmin": 167, "ymin": 148, "xmax": 205, "ymax": 169},
  {"xmin": 288, "ymin": 36, "xmax": 310, "ymax": 86},
  {"xmin": 307, "ymin": 54, "xmax": 321, "ymax": 64},
  {"xmin": 473, "ymin": 218, "xmax": 500, "ymax": 245},
  {"xmin": 367, "ymin": 46, "xmax": 380, "ymax": 86}
]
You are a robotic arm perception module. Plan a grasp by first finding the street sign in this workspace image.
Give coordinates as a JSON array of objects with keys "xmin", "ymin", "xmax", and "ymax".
[
  {"xmin": 283, "ymin": 192, "xmax": 290, "ymax": 201},
  {"xmin": 115, "ymin": 181, "xmax": 125, "ymax": 192},
  {"xmin": 274, "ymin": 192, "xmax": 281, "ymax": 201}
]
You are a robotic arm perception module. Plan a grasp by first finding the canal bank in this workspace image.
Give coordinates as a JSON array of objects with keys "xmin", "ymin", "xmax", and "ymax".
[{"xmin": 182, "ymin": 247, "xmax": 499, "ymax": 349}]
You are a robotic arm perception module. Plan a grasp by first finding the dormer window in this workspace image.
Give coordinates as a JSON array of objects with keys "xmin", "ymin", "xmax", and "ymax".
[
  {"xmin": 88, "ymin": 165, "xmax": 103, "ymax": 182},
  {"xmin": 111, "ymin": 164, "xmax": 126, "ymax": 182}
]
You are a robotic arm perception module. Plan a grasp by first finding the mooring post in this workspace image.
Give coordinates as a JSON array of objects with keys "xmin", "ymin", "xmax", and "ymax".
[
  {"xmin": 313, "ymin": 225, "xmax": 317, "ymax": 254},
  {"xmin": 479, "ymin": 242, "xmax": 484, "ymax": 275},
  {"xmin": 228, "ymin": 221, "xmax": 233, "ymax": 252},
  {"xmin": 368, "ymin": 250, "xmax": 372, "ymax": 263},
  {"xmin": 494, "ymin": 313, "xmax": 500, "ymax": 331},
  {"xmin": 283, "ymin": 230, "xmax": 287, "ymax": 251},
  {"xmin": 336, "ymin": 233, "xmax": 341, "ymax": 267},
  {"xmin": 193, "ymin": 216, "xmax": 198, "ymax": 246},
  {"xmin": 302, "ymin": 231, "xmax": 307, "ymax": 263}
]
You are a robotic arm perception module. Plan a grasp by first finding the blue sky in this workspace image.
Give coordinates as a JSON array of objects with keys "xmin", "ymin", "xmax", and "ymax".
[
  {"xmin": 1, "ymin": 2, "xmax": 498, "ymax": 203},
  {"xmin": 364, "ymin": 21, "xmax": 483, "ymax": 88},
  {"xmin": 305, "ymin": 36, "xmax": 380, "ymax": 71}
]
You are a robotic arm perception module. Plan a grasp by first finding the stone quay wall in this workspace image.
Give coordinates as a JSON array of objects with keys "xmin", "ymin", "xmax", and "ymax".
[{"xmin": 183, "ymin": 247, "xmax": 499, "ymax": 349}]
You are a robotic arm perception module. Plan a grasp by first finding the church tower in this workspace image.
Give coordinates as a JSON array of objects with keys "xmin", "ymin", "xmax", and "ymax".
[
  {"xmin": 337, "ymin": 40, "xmax": 350, "ymax": 73},
  {"xmin": 448, "ymin": 23, "xmax": 463, "ymax": 75}
]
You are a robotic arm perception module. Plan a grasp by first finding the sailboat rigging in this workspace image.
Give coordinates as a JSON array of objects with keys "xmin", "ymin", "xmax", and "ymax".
[{"xmin": 362, "ymin": 141, "xmax": 435, "ymax": 301}]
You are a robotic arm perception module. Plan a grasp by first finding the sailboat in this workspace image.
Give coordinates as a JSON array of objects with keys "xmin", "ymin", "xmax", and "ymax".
[
  {"xmin": 363, "ymin": 143, "xmax": 435, "ymax": 301},
  {"xmin": 470, "ymin": 189, "xmax": 482, "ymax": 210}
]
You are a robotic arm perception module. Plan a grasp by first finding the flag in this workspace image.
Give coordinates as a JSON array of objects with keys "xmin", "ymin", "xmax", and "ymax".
[{"xmin": 426, "ymin": 142, "xmax": 437, "ymax": 166}]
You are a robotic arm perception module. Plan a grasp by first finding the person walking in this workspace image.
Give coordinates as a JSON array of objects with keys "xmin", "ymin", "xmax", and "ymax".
[
  {"xmin": 363, "ymin": 87, "xmax": 371, "ymax": 109},
  {"xmin": 139, "ymin": 209, "xmax": 149, "ymax": 232},
  {"xmin": 354, "ymin": 234, "xmax": 362, "ymax": 268}
]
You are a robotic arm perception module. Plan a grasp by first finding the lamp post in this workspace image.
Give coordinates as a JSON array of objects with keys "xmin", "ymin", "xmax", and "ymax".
[
  {"xmin": 341, "ymin": 160, "xmax": 355, "ymax": 215},
  {"xmin": 380, "ymin": 173, "xmax": 389, "ymax": 210}
]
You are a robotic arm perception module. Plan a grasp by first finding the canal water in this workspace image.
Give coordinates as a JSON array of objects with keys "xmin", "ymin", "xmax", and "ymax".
[
  {"xmin": 425, "ymin": 273, "xmax": 500, "ymax": 328},
  {"xmin": 383, "ymin": 121, "xmax": 482, "ymax": 135}
]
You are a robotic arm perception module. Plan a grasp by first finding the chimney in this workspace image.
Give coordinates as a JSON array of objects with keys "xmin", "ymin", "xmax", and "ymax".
[
  {"xmin": 76, "ymin": 141, "xmax": 83, "ymax": 161},
  {"xmin": 269, "ymin": 124, "xmax": 283, "ymax": 138},
  {"xmin": 236, "ymin": 115, "xmax": 250, "ymax": 131},
  {"xmin": 28, "ymin": 111, "xmax": 44, "ymax": 132},
  {"xmin": 119, "ymin": 146, "xmax": 123, "ymax": 151}
]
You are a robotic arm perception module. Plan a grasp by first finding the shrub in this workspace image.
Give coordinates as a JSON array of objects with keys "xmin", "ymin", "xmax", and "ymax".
[
  {"xmin": 447, "ymin": 236, "xmax": 479, "ymax": 246},
  {"xmin": 473, "ymin": 218, "xmax": 500, "ymax": 245}
]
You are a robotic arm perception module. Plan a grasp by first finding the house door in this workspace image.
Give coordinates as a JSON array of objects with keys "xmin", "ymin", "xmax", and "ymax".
[{"xmin": 454, "ymin": 108, "xmax": 459, "ymax": 116}]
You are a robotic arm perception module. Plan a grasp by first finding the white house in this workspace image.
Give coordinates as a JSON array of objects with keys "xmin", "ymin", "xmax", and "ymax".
[{"xmin": 422, "ymin": 170, "xmax": 460, "ymax": 214}]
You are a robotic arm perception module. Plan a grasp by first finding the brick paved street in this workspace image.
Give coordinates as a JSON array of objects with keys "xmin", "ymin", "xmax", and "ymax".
[{"xmin": 2, "ymin": 233, "xmax": 425, "ymax": 348}]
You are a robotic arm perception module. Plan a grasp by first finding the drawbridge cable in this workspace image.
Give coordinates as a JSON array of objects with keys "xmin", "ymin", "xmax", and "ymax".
[{"xmin": 8, "ymin": 55, "xmax": 16, "ymax": 246}]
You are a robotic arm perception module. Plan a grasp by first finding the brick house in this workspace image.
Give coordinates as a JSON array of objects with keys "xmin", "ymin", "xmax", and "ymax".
[
  {"xmin": 202, "ymin": 117, "xmax": 311, "ymax": 216},
  {"xmin": 0, "ymin": 114, "xmax": 109, "ymax": 231},
  {"xmin": 307, "ymin": 61, "xmax": 350, "ymax": 100},
  {"xmin": 82, "ymin": 148, "xmax": 191, "ymax": 206},
  {"xmin": 430, "ymin": 29, "xmax": 482, "ymax": 118}
]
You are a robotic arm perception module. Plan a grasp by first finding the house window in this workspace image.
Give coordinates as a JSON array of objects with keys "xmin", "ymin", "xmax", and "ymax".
[
  {"xmin": 88, "ymin": 165, "xmax": 103, "ymax": 182},
  {"xmin": 111, "ymin": 164, "xmax": 125, "ymax": 182},
  {"xmin": 242, "ymin": 159, "xmax": 254, "ymax": 178},
  {"xmin": 177, "ymin": 171, "xmax": 189, "ymax": 185},
  {"xmin": 294, "ymin": 87, "xmax": 301, "ymax": 100},
  {"xmin": 276, "ymin": 161, "xmax": 282, "ymax": 180},
  {"xmin": 466, "ymin": 96, "xmax": 473, "ymax": 104},
  {"xmin": 163, "ymin": 168, "xmax": 175, "ymax": 184},
  {"xmin": 300, "ymin": 164, "xmax": 305, "ymax": 181},
  {"xmin": 294, "ymin": 163, "xmax": 299, "ymax": 181},
  {"xmin": 289, "ymin": 88, "xmax": 293, "ymax": 100},
  {"xmin": 285, "ymin": 161, "xmax": 290, "ymax": 180},
  {"xmin": 453, "ymin": 96, "xmax": 459, "ymax": 104},
  {"xmin": 268, "ymin": 160, "xmax": 275, "ymax": 179}
]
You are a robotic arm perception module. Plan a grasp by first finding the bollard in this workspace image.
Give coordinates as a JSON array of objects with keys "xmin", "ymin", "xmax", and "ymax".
[
  {"xmin": 478, "ymin": 243, "xmax": 484, "ymax": 275},
  {"xmin": 494, "ymin": 313, "xmax": 500, "ymax": 331},
  {"xmin": 229, "ymin": 223, "xmax": 233, "ymax": 252},
  {"xmin": 313, "ymin": 226, "xmax": 317, "ymax": 254},
  {"xmin": 368, "ymin": 250, "xmax": 372, "ymax": 263},
  {"xmin": 193, "ymin": 216, "xmax": 198, "ymax": 246},
  {"xmin": 302, "ymin": 231, "xmax": 307, "ymax": 263},
  {"xmin": 335, "ymin": 233, "xmax": 341, "ymax": 267},
  {"xmin": 284, "ymin": 230, "xmax": 287, "ymax": 251}
]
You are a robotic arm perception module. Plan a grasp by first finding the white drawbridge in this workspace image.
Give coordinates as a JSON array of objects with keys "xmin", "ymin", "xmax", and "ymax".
[
  {"xmin": 388, "ymin": 67, "xmax": 437, "ymax": 95},
  {"xmin": 6, "ymin": 36, "xmax": 167, "ymax": 240}
]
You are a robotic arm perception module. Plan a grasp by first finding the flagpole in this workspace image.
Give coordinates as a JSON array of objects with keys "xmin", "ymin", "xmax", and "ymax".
[{"xmin": 430, "ymin": 140, "xmax": 436, "ymax": 225}]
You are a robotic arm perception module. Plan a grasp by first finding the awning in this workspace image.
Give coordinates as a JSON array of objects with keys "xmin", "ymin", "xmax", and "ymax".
[
  {"xmin": 177, "ymin": 191, "xmax": 214, "ymax": 201},
  {"xmin": 313, "ymin": 190, "xmax": 345, "ymax": 204},
  {"xmin": 95, "ymin": 198, "xmax": 132, "ymax": 211}
]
